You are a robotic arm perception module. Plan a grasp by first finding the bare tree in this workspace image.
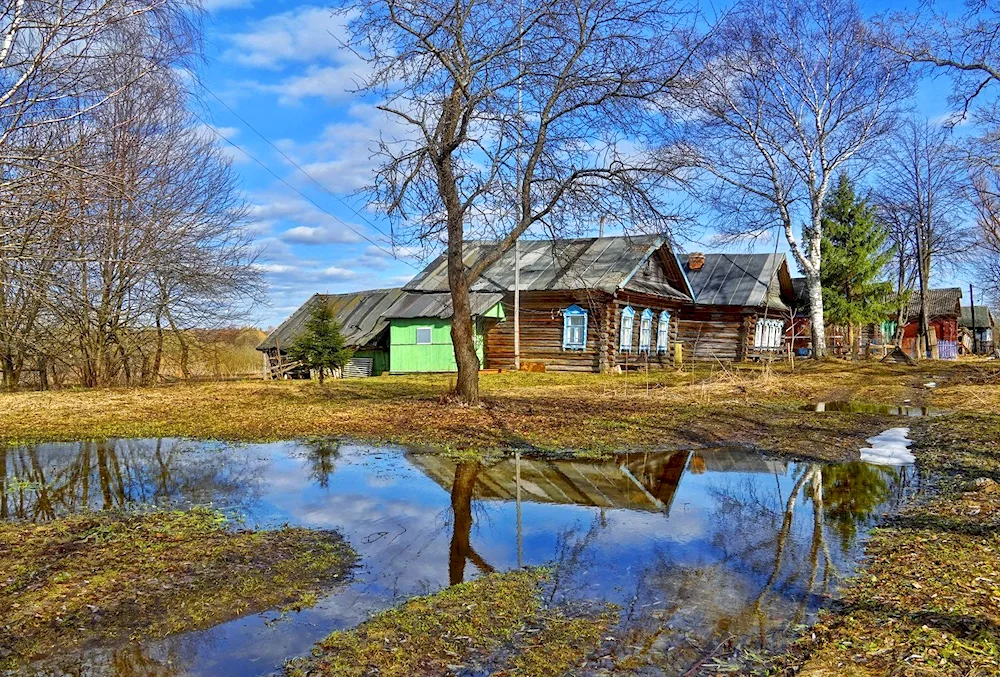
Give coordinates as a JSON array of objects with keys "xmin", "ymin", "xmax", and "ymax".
[
  {"xmin": 341, "ymin": 0, "xmax": 700, "ymax": 403},
  {"xmin": 875, "ymin": 119, "xmax": 974, "ymax": 357},
  {"xmin": 676, "ymin": 0, "xmax": 910, "ymax": 358}
]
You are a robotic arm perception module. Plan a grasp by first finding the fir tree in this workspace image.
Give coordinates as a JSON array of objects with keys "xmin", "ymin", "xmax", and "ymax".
[
  {"xmin": 287, "ymin": 303, "xmax": 354, "ymax": 383},
  {"xmin": 820, "ymin": 174, "xmax": 895, "ymax": 358}
]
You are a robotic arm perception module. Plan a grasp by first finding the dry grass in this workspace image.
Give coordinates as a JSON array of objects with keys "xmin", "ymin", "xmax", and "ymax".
[{"xmin": 0, "ymin": 361, "xmax": 959, "ymax": 460}]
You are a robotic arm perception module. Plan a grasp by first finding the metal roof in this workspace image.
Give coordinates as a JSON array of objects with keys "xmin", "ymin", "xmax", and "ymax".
[
  {"xmin": 383, "ymin": 292, "xmax": 505, "ymax": 319},
  {"xmin": 960, "ymin": 305, "xmax": 994, "ymax": 329},
  {"xmin": 403, "ymin": 235, "xmax": 693, "ymax": 300},
  {"xmin": 258, "ymin": 288, "xmax": 407, "ymax": 351},
  {"xmin": 680, "ymin": 253, "xmax": 793, "ymax": 310},
  {"xmin": 906, "ymin": 288, "xmax": 962, "ymax": 322}
]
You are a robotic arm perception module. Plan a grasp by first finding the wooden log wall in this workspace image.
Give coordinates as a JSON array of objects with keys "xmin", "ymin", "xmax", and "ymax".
[
  {"xmin": 674, "ymin": 306, "xmax": 750, "ymax": 363},
  {"xmin": 484, "ymin": 291, "xmax": 685, "ymax": 372},
  {"xmin": 607, "ymin": 293, "xmax": 683, "ymax": 370},
  {"xmin": 484, "ymin": 291, "xmax": 610, "ymax": 372}
]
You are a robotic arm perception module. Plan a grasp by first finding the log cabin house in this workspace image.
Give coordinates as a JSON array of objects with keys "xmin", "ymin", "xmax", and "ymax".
[
  {"xmin": 960, "ymin": 305, "xmax": 995, "ymax": 355},
  {"xmin": 401, "ymin": 235, "xmax": 695, "ymax": 372},
  {"xmin": 899, "ymin": 288, "xmax": 962, "ymax": 360},
  {"xmin": 675, "ymin": 253, "xmax": 798, "ymax": 362}
]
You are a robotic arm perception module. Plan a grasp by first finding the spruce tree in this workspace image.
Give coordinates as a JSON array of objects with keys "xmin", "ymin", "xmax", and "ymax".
[
  {"xmin": 287, "ymin": 302, "xmax": 354, "ymax": 383},
  {"xmin": 820, "ymin": 173, "xmax": 895, "ymax": 358}
]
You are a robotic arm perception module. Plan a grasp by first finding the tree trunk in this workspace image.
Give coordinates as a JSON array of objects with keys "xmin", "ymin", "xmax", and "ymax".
[
  {"xmin": 152, "ymin": 317, "xmax": 164, "ymax": 384},
  {"xmin": 849, "ymin": 324, "xmax": 857, "ymax": 361},
  {"xmin": 806, "ymin": 273, "xmax": 827, "ymax": 358},
  {"xmin": 38, "ymin": 356, "xmax": 49, "ymax": 391},
  {"xmin": 449, "ymin": 275, "xmax": 481, "ymax": 404}
]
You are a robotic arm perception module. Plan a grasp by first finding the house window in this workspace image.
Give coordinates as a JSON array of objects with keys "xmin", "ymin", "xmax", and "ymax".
[
  {"xmin": 415, "ymin": 326, "xmax": 433, "ymax": 345},
  {"xmin": 754, "ymin": 318, "xmax": 784, "ymax": 350},
  {"xmin": 619, "ymin": 306, "xmax": 635, "ymax": 352},
  {"xmin": 657, "ymin": 311, "xmax": 671, "ymax": 353},
  {"xmin": 562, "ymin": 305, "xmax": 588, "ymax": 350},
  {"xmin": 639, "ymin": 309, "xmax": 653, "ymax": 352}
]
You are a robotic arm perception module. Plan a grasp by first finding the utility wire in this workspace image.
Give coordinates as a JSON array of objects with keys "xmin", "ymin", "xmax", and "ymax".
[
  {"xmin": 188, "ymin": 107, "xmax": 419, "ymax": 270},
  {"xmin": 191, "ymin": 74, "xmax": 399, "ymax": 247}
]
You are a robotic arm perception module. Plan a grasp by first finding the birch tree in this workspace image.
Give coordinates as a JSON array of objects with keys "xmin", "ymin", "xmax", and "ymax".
[
  {"xmin": 676, "ymin": 0, "xmax": 909, "ymax": 358},
  {"xmin": 875, "ymin": 120, "xmax": 973, "ymax": 357},
  {"xmin": 341, "ymin": 0, "xmax": 700, "ymax": 403}
]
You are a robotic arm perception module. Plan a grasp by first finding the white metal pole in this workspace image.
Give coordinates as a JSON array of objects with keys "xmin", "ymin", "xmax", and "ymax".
[{"xmin": 514, "ymin": 0, "xmax": 523, "ymax": 372}]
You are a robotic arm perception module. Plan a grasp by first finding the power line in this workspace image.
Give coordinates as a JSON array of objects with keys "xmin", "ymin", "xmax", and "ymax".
[
  {"xmin": 187, "ymin": 107, "xmax": 419, "ymax": 270},
  {"xmin": 191, "ymin": 73, "xmax": 398, "ymax": 247}
]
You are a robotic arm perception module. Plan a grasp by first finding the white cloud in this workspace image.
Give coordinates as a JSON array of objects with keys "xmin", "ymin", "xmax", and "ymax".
[
  {"xmin": 251, "ymin": 64, "xmax": 366, "ymax": 105},
  {"xmin": 247, "ymin": 196, "xmax": 364, "ymax": 245},
  {"xmin": 223, "ymin": 6, "xmax": 355, "ymax": 70}
]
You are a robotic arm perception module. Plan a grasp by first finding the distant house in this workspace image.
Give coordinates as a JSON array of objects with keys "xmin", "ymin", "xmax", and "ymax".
[
  {"xmin": 402, "ymin": 235, "xmax": 694, "ymax": 372},
  {"xmin": 900, "ymin": 288, "xmax": 962, "ymax": 360},
  {"xmin": 676, "ymin": 253, "xmax": 798, "ymax": 362},
  {"xmin": 960, "ymin": 305, "xmax": 995, "ymax": 354}
]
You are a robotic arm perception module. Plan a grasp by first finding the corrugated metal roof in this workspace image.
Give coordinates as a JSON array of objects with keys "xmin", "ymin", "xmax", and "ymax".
[
  {"xmin": 906, "ymin": 288, "xmax": 962, "ymax": 322},
  {"xmin": 961, "ymin": 305, "xmax": 995, "ymax": 329},
  {"xmin": 258, "ymin": 288, "xmax": 407, "ymax": 351},
  {"xmin": 384, "ymin": 292, "xmax": 505, "ymax": 319},
  {"xmin": 680, "ymin": 253, "xmax": 791, "ymax": 310},
  {"xmin": 403, "ymin": 235, "xmax": 692, "ymax": 299}
]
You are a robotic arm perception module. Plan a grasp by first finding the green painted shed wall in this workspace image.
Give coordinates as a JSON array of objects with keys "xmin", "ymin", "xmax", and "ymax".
[
  {"xmin": 388, "ymin": 302, "xmax": 505, "ymax": 373},
  {"xmin": 353, "ymin": 349, "xmax": 390, "ymax": 376},
  {"xmin": 389, "ymin": 319, "xmax": 482, "ymax": 373}
]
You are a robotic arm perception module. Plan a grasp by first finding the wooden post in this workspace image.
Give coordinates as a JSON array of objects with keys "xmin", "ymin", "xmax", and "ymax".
[
  {"xmin": 673, "ymin": 342, "xmax": 683, "ymax": 368},
  {"xmin": 970, "ymin": 284, "xmax": 978, "ymax": 355}
]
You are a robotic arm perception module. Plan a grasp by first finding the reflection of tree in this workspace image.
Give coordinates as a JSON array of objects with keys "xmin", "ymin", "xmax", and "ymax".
[
  {"xmin": 448, "ymin": 461, "xmax": 494, "ymax": 585},
  {"xmin": 626, "ymin": 461, "xmax": 911, "ymax": 672},
  {"xmin": 302, "ymin": 438, "xmax": 341, "ymax": 488},
  {"xmin": 818, "ymin": 462, "xmax": 898, "ymax": 551},
  {"xmin": 1, "ymin": 439, "xmax": 265, "ymax": 521}
]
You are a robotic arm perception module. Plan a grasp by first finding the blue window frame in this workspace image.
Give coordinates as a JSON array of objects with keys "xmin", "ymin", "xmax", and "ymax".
[
  {"xmin": 639, "ymin": 309, "xmax": 653, "ymax": 352},
  {"xmin": 619, "ymin": 306, "xmax": 635, "ymax": 352},
  {"xmin": 656, "ymin": 311, "xmax": 671, "ymax": 353},
  {"xmin": 562, "ymin": 305, "xmax": 588, "ymax": 350}
]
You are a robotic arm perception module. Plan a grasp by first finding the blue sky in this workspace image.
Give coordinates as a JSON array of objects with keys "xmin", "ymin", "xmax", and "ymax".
[{"xmin": 196, "ymin": 0, "xmax": 963, "ymax": 328}]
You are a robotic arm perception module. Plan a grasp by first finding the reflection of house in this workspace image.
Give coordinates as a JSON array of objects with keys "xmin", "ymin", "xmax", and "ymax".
[
  {"xmin": 960, "ymin": 305, "xmax": 995, "ymax": 355},
  {"xmin": 688, "ymin": 448, "xmax": 788, "ymax": 475},
  {"xmin": 410, "ymin": 451, "xmax": 690, "ymax": 513},
  {"xmin": 677, "ymin": 254, "xmax": 798, "ymax": 362}
]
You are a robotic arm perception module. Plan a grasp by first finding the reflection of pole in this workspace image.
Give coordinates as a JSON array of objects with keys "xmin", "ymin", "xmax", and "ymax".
[{"xmin": 516, "ymin": 451, "xmax": 523, "ymax": 567}]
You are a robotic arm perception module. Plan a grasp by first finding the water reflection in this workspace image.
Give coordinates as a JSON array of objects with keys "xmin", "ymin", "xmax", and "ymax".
[{"xmin": 1, "ymin": 440, "xmax": 919, "ymax": 676}]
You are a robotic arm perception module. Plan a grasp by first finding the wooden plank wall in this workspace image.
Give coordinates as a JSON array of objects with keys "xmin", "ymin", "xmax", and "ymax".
[{"xmin": 674, "ymin": 306, "xmax": 750, "ymax": 362}]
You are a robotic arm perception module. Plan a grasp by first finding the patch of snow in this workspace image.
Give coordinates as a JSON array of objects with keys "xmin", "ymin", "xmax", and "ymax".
[
  {"xmin": 860, "ymin": 427, "xmax": 915, "ymax": 466},
  {"xmin": 924, "ymin": 382, "xmax": 937, "ymax": 388}
]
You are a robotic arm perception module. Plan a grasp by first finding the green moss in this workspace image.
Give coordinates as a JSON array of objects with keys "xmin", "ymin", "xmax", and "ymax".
[{"xmin": 0, "ymin": 508, "xmax": 355, "ymax": 668}]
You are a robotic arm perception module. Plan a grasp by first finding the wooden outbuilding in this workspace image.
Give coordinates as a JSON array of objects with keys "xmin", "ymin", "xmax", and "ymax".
[
  {"xmin": 675, "ymin": 253, "xmax": 798, "ymax": 362},
  {"xmin": 900, "ymin": 288, "xmax": 962, "ymax": 360}
]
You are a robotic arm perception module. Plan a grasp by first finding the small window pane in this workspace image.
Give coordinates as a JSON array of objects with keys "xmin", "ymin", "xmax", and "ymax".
[
  {"xmin": 619, "ymin": 308, "xmax": 634, "ymax": 351},
  {"xmin": 416, "ymin": 327, "xmax": 432, "ymax": 345},
  {"xmin": 657, "ymin": 313, "xmax": 670, "ymax": 352}
]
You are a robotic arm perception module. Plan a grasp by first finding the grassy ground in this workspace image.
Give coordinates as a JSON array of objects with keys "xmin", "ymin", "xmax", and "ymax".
[
  {"xmin": 285, "ymin": 569, "xmax": 616, "ymax": 677},
  {"xmin": 0, "ymin": 360, "xmax": 976, "ymax": 460},
  {"xmin": 0, "ymin": 508, "xmax": 355, "ymax": 669}
]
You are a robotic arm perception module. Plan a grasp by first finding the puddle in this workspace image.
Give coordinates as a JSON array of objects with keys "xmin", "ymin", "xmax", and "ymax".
[
  {"xmin": 0, "ymin": 440, "xmax": 922, "ymax": 676},
  {"xmin": 808, "ymin": 401, "xmax": 942, "ymax": 417}
]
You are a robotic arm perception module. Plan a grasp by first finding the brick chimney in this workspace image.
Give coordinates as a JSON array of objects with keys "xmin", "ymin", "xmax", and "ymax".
[{"xmin": 688, "ymin": 252, "xmax": 706, "ymax": 270}]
